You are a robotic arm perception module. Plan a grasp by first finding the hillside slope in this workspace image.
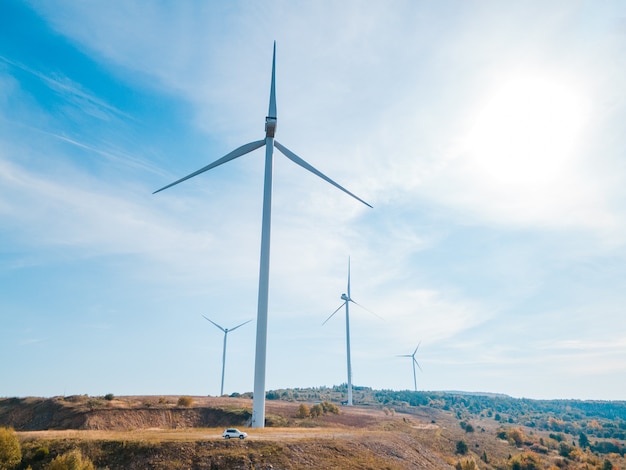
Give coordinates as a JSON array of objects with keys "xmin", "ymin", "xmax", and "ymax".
[{"xmin": 2, "ymin": 390, "xmax": 626, "ymax": 469}]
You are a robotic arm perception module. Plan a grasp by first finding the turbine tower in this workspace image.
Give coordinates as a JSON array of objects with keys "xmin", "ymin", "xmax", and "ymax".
[
  {"xmin": 154, "ymin": 43, "xmax": 371, "ymax": 428},
  {"xmin": 323, "ymin": 258, "xmax": 375, "ymax": 406},
  {"xmin": 203, "ymin": 316, "xmax": 251, "ymax": 396},
  {"xmin": 398, "ymin": 342, "xmax": 422, "ymax": 392}
]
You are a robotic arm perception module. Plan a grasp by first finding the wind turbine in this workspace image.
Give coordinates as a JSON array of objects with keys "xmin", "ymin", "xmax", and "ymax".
[
  {"xmin": 203, "ymin": 316, "xmax": 251, "ymax": 396},
  {"xmin": 398, "ymin": 342, "xmax": 422, "ymax": 392},
  {"xmin": 154, "ymin": 43, "xmax": 372, "ymax": 428},
  {"xmin": 323, "ymin": 258, "xmax": 376, "ymax": 406}
]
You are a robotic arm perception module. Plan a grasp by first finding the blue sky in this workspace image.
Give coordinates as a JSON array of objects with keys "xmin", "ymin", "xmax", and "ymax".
[{"xmin": 1, "ymin": 1, "xmax": 625, "ymax": 400}]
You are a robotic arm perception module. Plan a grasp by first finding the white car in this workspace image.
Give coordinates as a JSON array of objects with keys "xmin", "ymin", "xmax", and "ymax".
[{"xmin": 222, "ymin": 428, "xmax": 248, "ymax": 439}]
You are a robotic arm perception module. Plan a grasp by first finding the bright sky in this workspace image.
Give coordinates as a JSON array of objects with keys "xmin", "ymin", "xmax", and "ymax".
[{"xmin": 1, "ymin": 1, "xmax": 625, "ymax": 401}]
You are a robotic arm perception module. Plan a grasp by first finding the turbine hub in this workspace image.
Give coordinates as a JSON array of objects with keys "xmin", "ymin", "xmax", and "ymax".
[
  {"xmin": 265, "ymin": 116, "xmax": 277, "ymax": 138},
  {"xmin": 341, "ymin": 293, "xmax": 349, "ymax": 301}
]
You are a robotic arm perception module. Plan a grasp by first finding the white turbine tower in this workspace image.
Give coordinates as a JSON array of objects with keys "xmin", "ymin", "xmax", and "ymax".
[
  {"xmin": 398, "ymin": 342, "xmax": 422, "ymax": 392},
  {"xmin": 323, "ymin": 258, "xmax": 376, "ymax": 406},
  {"xmin": 154, "ymin": 43, "xmax": 371, "ymax": 428},
  {"xmin": 203, "ymin": 316, "xmax": 251, "ymax": 397}
]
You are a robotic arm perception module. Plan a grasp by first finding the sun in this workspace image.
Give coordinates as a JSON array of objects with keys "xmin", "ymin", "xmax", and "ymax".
[{"xmin": 462, "ymin": 71, "xmax": 588, "ymax": 189}]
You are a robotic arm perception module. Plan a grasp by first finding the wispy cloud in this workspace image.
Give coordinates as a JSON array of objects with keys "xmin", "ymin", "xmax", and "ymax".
[{"xmin": 0, "ymin": 55, "xmax": 132, "ymax": 121}]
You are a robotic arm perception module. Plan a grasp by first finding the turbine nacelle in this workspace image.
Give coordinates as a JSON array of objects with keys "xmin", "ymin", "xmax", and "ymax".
[
  {"xmin": 341, "ymin": 293, "xmax": 349, "ymax": 301},
  {"xmin": 265, "ymin": 117, "xmax": 277, "ymax": 138}
]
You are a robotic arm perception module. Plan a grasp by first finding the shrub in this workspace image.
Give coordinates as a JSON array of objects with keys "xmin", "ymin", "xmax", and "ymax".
[
  {"xmin": 34, "ymin": 446, "xmax": 49, "ymax": 461},
  {"xmin": 509, "ymin": 451, "xmax": 540, "ymax": 470},
  {"xmin": 296, "ymin": 404, "xmax": 310, "ymax": 419},
  {"xmin": 104, "ymin": 393, "xmax": 115, "ymax": 401},
  {"xmin": 507, "ymin": 427, "xmax": 526, "ymax": 447},
  {"xmin": 47, "ymin": 449, "xmax": 95, "ymax": 470},
  {"xmin": 456, "ymin": 440, "xmax": 468, "ymax": 455},
  {"xmin": 321, "ymin": 401, "xmax": 339, "ymax": 415},
  {"xmin": 310, "ymin": 404, "xmax": 323, "ymax": 418},
  {"xmin": 177, "ymin": 396, "xmax": 194, "ymax": 407},
  {"xmin": 455, "ymin": 458, "xmax": 479, "ymax": 470},
  {"xmin": 0, "ymin": 427, "xmax": 21, "ymax": 469}
]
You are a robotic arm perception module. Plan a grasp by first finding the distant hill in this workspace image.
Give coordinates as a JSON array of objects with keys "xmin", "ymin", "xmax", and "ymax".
[{"xmin": 440, "ymin": 390, "xmax": 512, "ymax": 399}]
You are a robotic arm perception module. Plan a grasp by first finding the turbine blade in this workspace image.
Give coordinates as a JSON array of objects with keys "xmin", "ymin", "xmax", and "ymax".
[
  {"xmin": 274, "ymin": 141, "xmax": 373, "ymax": 208},
  {"xmin": 268, "ymin": 41, "xmax": 277, "ymax": 119},
  {"xmin": 202, "ymin": 315, "xmax": 226, "ymax": 333},
  {"xmin": 350, "ymin": 299, "xmax": 383, "ymax": 320},
  {"xmin": 414, "ymin": 358, "xmax": 423, "ymax": 372},
  {"xmin": 229, "ymin": 319, "xmax": 253, "ymax": 332},
  {"xmin": 322, "ymin": 302, "xmax": 346, "ymax": 325},
  {"xmin": 153, "ymin": 140, "xmax": 266, "ymax": 194},
  {"xmin": 397, "ymin": 354, "xmax": 412, "ymax": 358},
  {"xmin": 413, "ymin": 341, "xmax": 421, "ymax": 356},
  {"xmin": 347, "ymin": 257, "xmax": 351, "ymax": 299}
]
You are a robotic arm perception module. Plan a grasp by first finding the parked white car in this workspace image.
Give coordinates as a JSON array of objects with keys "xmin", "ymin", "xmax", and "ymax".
[{"xmin": 222, "ymin": 428, "xmax": 248, "ymax": 439}]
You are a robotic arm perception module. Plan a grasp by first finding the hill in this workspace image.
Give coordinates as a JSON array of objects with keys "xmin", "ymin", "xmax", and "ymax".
[{"xmin": 1, "ymin": 388, "xmax": 625, "ymax": 469}]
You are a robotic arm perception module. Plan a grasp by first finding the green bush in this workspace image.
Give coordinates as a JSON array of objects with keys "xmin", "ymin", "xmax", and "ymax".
[
  {"xmin": 455, "ymin": 440, "xmax": 468, "ymax": 455},
  {"xmin": 0, "ymin": 427, "xmax": 21, "ymax": 469},
  {"xmin": 47, "ymin": 449, "xmax": 94, "ymax": 470},
  {"xmin": 104, "ymin": 393, "xmax": 115, "ymax": 401},
  {"xmin": 34, "ymin": 446, "xmax": 49, "ymax": 461}
]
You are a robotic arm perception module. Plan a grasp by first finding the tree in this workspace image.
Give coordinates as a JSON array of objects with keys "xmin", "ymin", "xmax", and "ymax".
[
  {"xmin": 0, "ymin": 427, "xmax": 21, "ymax": 470},
  {"xmin": 578, "ymin": 432, "xmax": 589, "ymax": 449},
  {"xmin": 456, "ymin": 440, "xmax": 469, "ymax": 455},
  {"xmin": 47, "ymin": 449, "xmax": 95, "ymax": 470},
  {"xmin": 455, "ymin": 458, "xmax": 479, "ymax": 470},
  {"xmin": 296, "ymin": 403, "xmax": 310, "ymax": 418}
]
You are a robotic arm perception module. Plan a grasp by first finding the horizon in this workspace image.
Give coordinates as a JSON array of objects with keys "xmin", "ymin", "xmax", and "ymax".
[
  {"xmin": 1, "ymin": 1, "xmax": 626, "ymax": 402},
  {"xmin": 4, "ymin": 385, "xmax": 626, "ymax": 404}
]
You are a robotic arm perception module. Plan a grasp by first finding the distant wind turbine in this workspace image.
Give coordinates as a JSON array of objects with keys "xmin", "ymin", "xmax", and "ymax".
[
  {"xmin": 203, "ymin": 315, "xmax": 251, "ymax": 396},
  {"xmin": 154, "ymin": 43, "xmax": 371, "ymax": 427},
  {"xmin": 398, "ymin": 342, "xmax": 423, "ymax": 392},
  {"xmin": 323, "ymin": 258, "xmax": 378, "ymax": 406}
]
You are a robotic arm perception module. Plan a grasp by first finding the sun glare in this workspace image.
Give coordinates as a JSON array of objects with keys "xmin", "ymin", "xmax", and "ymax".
[{"xmin": 463, "ymin": 72, "xmax": 588, "ymax": 189}]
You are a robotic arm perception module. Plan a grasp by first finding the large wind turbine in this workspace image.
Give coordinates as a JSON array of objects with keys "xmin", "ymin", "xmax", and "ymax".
[
  {"xmin": 398, "ymin": 342, "xmax": 422, "ymax": 392},
  {"xmin": 203, "ymin": 316, "xmax": 251, "ymax": 396},
  {"xmin": 154, "ymin": 43, "xmax": 371, "ymax": 427},
  {"xmin": 323, "ymin": 258, "xmax": 376, "ymax": 406}
]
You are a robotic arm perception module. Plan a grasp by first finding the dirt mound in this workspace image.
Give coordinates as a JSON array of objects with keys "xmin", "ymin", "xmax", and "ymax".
[
  {"xmin": 0, "ymin": 397, "xmax": 86, "ymax": 430},
  {"xmin": 0, "ymin": 397, "xmax": 251, "ymax": 431}
]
